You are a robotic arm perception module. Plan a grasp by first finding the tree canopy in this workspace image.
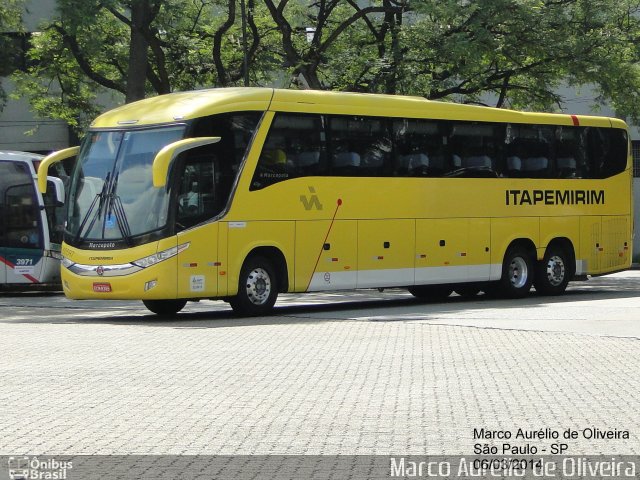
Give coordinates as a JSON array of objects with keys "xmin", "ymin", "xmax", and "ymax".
[
  {"xmin": 0, "ymin": 0, "xmax": 24, "ymax": 110},
  {"xmin": 10, "ymin": 0, "xmax": 640, "ymax": 131}
]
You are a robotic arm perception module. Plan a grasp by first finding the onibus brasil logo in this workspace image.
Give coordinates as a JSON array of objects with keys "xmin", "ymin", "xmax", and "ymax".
[{"xmin": 8, "ymin": 456, "xmax": 73, "ymax": 479}]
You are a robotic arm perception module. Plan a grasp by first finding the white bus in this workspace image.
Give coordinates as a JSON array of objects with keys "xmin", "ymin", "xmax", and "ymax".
[{"xmin": 0, "ymin": 150, "xmax": 67, "ymax": 287}]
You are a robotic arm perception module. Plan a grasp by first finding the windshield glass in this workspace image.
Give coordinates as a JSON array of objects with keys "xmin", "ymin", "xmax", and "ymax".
[{"xmin": 66, "ymin": 125, "xmax": 186, "ymax": 242}]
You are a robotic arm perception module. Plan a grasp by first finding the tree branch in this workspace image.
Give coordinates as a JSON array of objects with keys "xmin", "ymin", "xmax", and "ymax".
[{"xmin": 52, "ymin": 24, "xmax": 126, "ymax": 94}]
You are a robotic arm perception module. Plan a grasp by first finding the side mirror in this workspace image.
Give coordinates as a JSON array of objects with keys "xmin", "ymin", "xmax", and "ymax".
[
  {"xmin": 37, "ymin": 146, "xmax": 80, "ymax": 194},
  {"xmin": 46, "ymin": 176, "xmax": 65, "ymax": 206},
  {"xmin": 152, "ymin": 137, "xmax": 221, "ymax": 188}
]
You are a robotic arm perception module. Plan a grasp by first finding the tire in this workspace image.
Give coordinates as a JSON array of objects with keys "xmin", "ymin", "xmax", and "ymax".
[
  {"xmin": 408, "ymin": 285, "xmax": 453, "ymax": 300},
  {"xmin": 534, "ymin": 245, "xmax": 572, "ymax": 295},
  {"xmin": 230, "ymin": 256, "xmax": 278, "ymax": 316},
  {"xmin": 499, "ymin": 245, "xmax": 534, "ymax": 298},
  {"xmin": 143, "ymin": 299, "xmax": 187, "ymax": 316}
]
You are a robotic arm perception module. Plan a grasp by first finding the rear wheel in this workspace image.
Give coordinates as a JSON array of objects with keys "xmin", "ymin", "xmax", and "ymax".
[
  {"xmin": 143, "ymin": 299, "xmax": 187, "ymax": 316},
  {"xmin": 534, "ymin": 245, "xmax": 572, "ymax": 295},
  {"xmin": 230, "ymin": 256, "xmax": 278, "ymax": 316},
  {"xmin": 499, "ymin": 245, "xmax": 534, "ymax": 298},
  {"xmin": 408, "ymin": 285, "xmax": 453, "ymax": 300}
]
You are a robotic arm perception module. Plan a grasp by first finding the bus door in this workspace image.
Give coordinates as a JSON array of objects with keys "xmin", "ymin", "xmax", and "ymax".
[
  {"xmin": 0, "ymin": 160, "xmax": 44, "ymax": 285},
  {"xmin": 174, "ymin": 155, "xmax": 220, "ymax": 298}
]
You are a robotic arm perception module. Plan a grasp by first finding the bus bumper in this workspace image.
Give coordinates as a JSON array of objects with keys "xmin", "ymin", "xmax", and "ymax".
[{"xmin": 60, "ymin": 257, "xmax": 178, "ymax": 300}]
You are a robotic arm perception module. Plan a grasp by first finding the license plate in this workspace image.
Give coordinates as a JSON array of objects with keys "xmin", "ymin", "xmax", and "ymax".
[{"xmin": 93, "ymin": 282, "xmax": 112, "ymax": 293}]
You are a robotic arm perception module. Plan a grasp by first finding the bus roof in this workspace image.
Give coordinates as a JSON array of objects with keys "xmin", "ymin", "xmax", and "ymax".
[
  {"xmin": 91, "ymin": 88, "xmax": 274, "ymax": 128},
  {"xmin": 0, "ymin": 150, "xmax": 44, "ymax": 163},
  {"xmin": 90, "ymin": 87, "xmax": 623, "ymax": 129}
]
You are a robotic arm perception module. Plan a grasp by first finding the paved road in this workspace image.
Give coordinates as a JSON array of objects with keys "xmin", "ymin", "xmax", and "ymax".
[{"xmin": 1, "ymin": 272, "xmax": 639, "ymax": 456}]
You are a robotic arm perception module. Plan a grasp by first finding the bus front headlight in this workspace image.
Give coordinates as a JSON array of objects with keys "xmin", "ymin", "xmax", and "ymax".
[
  {"xmin": 62, "ymin": 257, "xmax": 75, "ymax": 269},
  {"xmin": 132, "ymin": 242, "xmax": 190, "ymax": 269},
  {"xmin": 45, "ymin": 250, "xmax": 63, "ymax": 260}
]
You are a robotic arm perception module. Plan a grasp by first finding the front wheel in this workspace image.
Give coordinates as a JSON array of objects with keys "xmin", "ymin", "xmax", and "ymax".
[
  {"xmin": 143, "ymin": 299, "xmax": 187, "ymax": 316},
  {"xmin": 230, "ymin": 256, "xmax": 278, "ymax": 316},
  {"xmin": 499, "ymin": 246, "xmax": 534, "ymax": 298},
  {"xmin": 534, "ymin": 245, "xmax": 572, "ymax": 295}
]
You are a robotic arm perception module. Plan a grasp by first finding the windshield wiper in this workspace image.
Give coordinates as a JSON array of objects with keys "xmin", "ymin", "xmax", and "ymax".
[
  {"xmin": 106, "ymin": 172, "xmax": 134, "ymax": 246},
  {"xmin": 74, "ymin": 171, "xmax": 110, "ymax": 244}
]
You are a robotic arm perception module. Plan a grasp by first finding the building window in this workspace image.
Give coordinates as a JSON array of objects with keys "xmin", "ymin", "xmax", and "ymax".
[{"xmin": 0, "ymin": 33, "xmax": 30, "ymax": 76}]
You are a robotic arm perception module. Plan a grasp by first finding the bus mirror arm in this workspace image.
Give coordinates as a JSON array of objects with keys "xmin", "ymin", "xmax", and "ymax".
[
  {"xmin": 37, "ymin": 146, "xmax": 80, "ymax": 194},
  {"xmin": 46, "ymin": 176, "xmax": 65, "ymax": 206},
  {"xmin": 152, "ymin": 136, "xmax": 221, "ymax": 188}
]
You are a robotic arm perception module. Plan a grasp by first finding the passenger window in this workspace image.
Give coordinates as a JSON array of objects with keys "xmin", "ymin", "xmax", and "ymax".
[
  {"xmin": 392, "ymin": 120, "xmax": 445, "ymax": 176},
  {"xmin": 328, "ymin": 116, "xmax": 391, "ymax": 176},
  {"xmin": 585, "ymin": 128, "xmax": 628, "ymax": 178},
  {"xmin": 449, "ymin": 123, "xmax": 499, "ymax": 174},
  {"xmin": 555, "ymin": 127, "xmax": 584, "ymax": 178},
  {"xmin": 603, "ymin": 129, "xmax": 628, "ymax": 177},
  {"xmin": 251, "ymin": 114, "xmax": 325, "ymax": 190},
  {"xmin": 504, "ymin": 125, "xmax": 552, "ymax": 178}
]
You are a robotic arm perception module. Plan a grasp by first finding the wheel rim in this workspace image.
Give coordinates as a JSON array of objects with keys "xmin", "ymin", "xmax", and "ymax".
[
  {"xmin": 508, "ymin": 256, "xmax": 528, "ymax": 289},
  {"xmin": 245, "ymin": 267, "xmax": 272, "ymax": 305},
  {"xmin": 545, "ymin": 255, "xmax": 566, "ymax": 286}
]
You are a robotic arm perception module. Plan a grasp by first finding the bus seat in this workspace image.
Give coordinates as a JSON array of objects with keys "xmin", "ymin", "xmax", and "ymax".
[
  {"xmin": 333, "ymin": 152, "xmax": 361, "ymax": 175},
  {"xmin": 406, "ymin": 153, "xmax": 429, "ymax": 169},
  {"xmin": 363, "ymin": 152, "xmax": 385, "ymax": 168},
  {"xmin": 522, "ymin": 156, "xmax": 548, "ymax": 171},
  {"xmin": 507, "ymin": 156, "xmax": 522, "ymax": 171},
  {"xmin": 452, "ymin": 154, "xmax": 462, "ymax": 168},
  {"xmin": 428, "ymin": 155, "xmax": 445, "ymax": 170},
  {"xmin": 297, "ymin": 151, "xmax": 320, "ymax": 167},
  {"xmin": 557, "ymin": 157, "xmax": 577, "ymax": 177},
  {"xmin": 463, "ymin": 155, "xmax": 492, "ymax": 168},
  {"xmin": 334, "ymin": 152, "xmax": 360, "ymax": 167},
  {"xmin": 399, "ymin": 153, "xmax": 430, "ymax": 176}
]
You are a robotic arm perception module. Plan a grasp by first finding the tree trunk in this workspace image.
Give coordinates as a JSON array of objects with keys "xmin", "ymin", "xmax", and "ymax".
[{"xmin": 126, "ymin": 0, "xmax": 150, "ymax": 103}]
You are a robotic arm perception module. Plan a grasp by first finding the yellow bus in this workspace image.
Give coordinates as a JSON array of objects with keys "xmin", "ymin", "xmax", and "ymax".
[{"xmin": 37, "ymin": 88, "xmax": 632, "ymax": 315}]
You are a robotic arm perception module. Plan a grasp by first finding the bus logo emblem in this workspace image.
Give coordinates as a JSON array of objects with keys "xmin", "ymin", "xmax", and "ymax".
[
  {"xmin": 8, "ymin": 456, "xmax": 29, "ymax": 480},
  {"xmin": 96, "ymin": 266, "xmax": 105, "ymax": 276},
  {"xmin": 300, "ymin": 186, "xmax": 323, "ymax": 211}
]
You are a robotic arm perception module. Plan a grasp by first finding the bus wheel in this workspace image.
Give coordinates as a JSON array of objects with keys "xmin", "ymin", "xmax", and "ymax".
[
  {"xmin": 230, "ymin": 256, "xmax": 278, "ymax": 316},
  {"xmin": 454, "ymin": 286, "xmax": 481, "ymax": 297},
  {"xmin": 143, "ymin": 299, "xmax": 187, "ymax": 316},
  {"xmin": 534, "ymin": 245, "xmax": 571, "ymax": 295},
  {"xmin": 408, "ymin": 285, "xmax": 453, "ymax": 300},
  {"xmin": 499, "ymin": 246, "xmax": 534, "ymax": 298}
]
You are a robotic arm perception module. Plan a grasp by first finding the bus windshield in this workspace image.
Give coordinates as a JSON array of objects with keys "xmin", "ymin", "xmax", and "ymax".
[{"xmin": 66, "ymin": 125, "xmax": 186, "ymax": 243}]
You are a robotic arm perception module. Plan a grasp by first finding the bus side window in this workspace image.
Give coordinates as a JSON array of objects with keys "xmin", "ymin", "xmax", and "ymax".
[
  {"xmin": 392, "ymin": 119, "xmax": 443, "ymax": 177},
  {"xmin": 251, "ymin": 113, "xmax": 325, "ymax": 190},
  {"xmin": 586, "ymin": 127, "xmax": 628, "ymax": 178},
  {"xmin": 176, "ymin": 155, "xmax": 216, "ymax": 230},
  {"xmin": 328, "ymin": 116, "xmax": 391, "ymax": 177},
  {"xmin": 504, "ymin": 125, "xmax": 552, "ymax": 178},
  {"xmin": 603, "ymin": 129, "xmax": 628, "ymax": 177},
  {"xmin": 449, "ymin": 122, "xmax": 498, "ymax": 175},
  {"xmin": 0, "ymin": 161, "xmax": 41, "ymax": 249}
]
